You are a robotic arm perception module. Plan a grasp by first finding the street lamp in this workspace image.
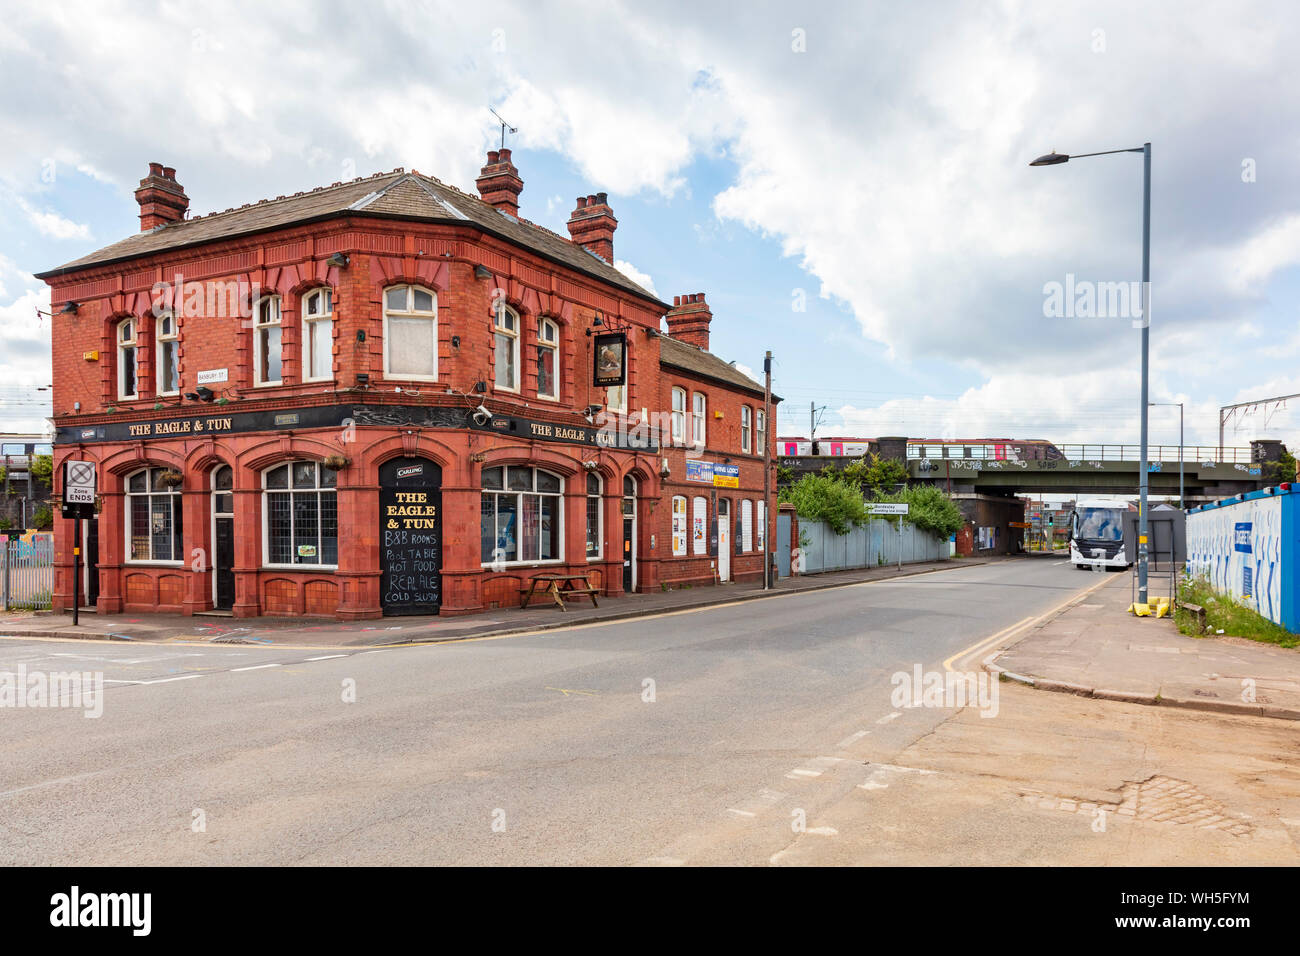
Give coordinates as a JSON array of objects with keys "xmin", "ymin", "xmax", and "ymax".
[
  {"xmin": 1150, "ymin": 401, "xmax": 1184, "ymax": 510},
  {"xmin": 1030, "ymin": 142, "xmax": 1152, "ymax": 604}
]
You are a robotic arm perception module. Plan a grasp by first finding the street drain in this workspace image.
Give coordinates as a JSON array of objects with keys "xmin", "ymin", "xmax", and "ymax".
[{"xmin": 1018, "ymin": 774, "xmax": 1253, "ymax": 837}]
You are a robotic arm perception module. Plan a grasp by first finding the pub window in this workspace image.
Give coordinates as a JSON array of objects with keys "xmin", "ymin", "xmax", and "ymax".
[
  {"xmin": 117, "ymin": 317, "xmax": 138, "ymax": 400},
  {"xmin": 741, "ymin": 406, "xmax": 752, "ymax": 454},
  {"xmin": 156, "ymin": 313, "xmax": 179, "ymax": 396},
  {"xmin": 741, "ymin": 499, "xmax": 754, "ymax": 552},
  {"xmin": 537, "ymin": 317, "xmax": 560, "ymax": 400},
  {"xmin": 671, "ymin": 495, "xmax": 687, "ymax": 556},
  {"xmin": 125, "ymin": 467, "xmax": 183, "ymax": 563},
  {"xmin": 383, "ymin": 284, "xmax": 438, "ymax": 380},
  {"xmin": 692, "ymin": 496, "xmax": 707, "ymax": 556},
  {"xmin": 253, "ymin": 295, "xmax": 283, "ymax": 386},
  {"xmin": 606, "ymin": 383, "xmax": 627, "ymax": 416},
  {"xmin": 692, "ymin": 392, "xmax": 706, "ymax": 446},
  {"xmin": 302, "ymin": 288, "xmax": 334, "ymax": 382},
  {"xmin": 480, "ymin": 465, "xmax": 562, "ymax": 566},
  {"xmin": 585, "ymin": 472, "xmax": 602, "ymax": 559},
  {"xmin": 670, "ymin": 387, "xmax": 686, "ymax": 444},
  {"xmin": 263, "ymin": 461, "xmax": 338, "ymax": 567},
  {"xmin": 494, "ymin": 302, "xmax": 520, "ymax": 391}
]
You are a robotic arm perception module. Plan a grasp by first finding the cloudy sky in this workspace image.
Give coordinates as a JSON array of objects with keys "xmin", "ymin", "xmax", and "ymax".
[{"xmin": 3, "ymin": 0, "xmax": 1300, "ymax": 452}]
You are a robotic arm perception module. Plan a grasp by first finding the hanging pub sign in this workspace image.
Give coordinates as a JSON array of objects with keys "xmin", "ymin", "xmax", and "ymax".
[{"xmin": 592, "ymin": 332, "xmax": 627, "ymax": 387}]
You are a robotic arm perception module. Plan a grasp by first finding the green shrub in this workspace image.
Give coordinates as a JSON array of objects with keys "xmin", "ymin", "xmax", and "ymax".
[
  {"xmin": 779, "ymin": 474, "xmax": 867, "ymax": 535},
  {"xmin": 31, "ymin": 504, "xmax": 52, "ymax": 530},
  {"xmin": 872, "ymin": 485, "xmax": 964, "ymax": 538},
  {"xmin": 1176, "ymin": 573, "xmax": 1298, "ymax": 648}
]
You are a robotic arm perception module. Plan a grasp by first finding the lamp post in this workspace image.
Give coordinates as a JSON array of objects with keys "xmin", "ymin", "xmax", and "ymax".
[
  {"xmin": 1150, "ymin": 401, "xmax": 1184, "ymax": 509},
  {"xmin": 1031, "ymin": 143, "xmax": 1152, "ymax": 604}
]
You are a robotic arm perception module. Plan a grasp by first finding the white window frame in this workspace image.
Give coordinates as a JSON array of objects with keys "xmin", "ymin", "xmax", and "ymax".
[
  {"xmin": 692, "ymin": 392, "xmax": 707, "ymax": 447},
  {"xmin": 741, "ymin": 406, "xmax": 752, "ymax": 454},
  {"xmin": 124, "ymin": 467, "xmax": 183, "ymax": 564},
  {"xmin": 757, "ymin": 409, "xmax": 766, "ymax": 454},
  {"xmin": 155, "ymin": 312, "xmax": 179, "ymax": 396},
  {"xmin": 670, "ymin": 387, "xmax": 686, "ymax": 444},
  {"xmin": 742, "ymin": 499, "xmax": 754, "ymax": 552},
  {"xmin": 481, "ymin": 466, "xmax": 565, "ymax": 567},
  {"xmin": 494, "ymin": 302, "xmax": 520, "ymax": 392},
  {"xmin": 671, "ymin": 495, "xmax": 687, "ymax": 556},
  {"xmin": 117, "ymin": 317, "xmax": 138, "ymax": 400},
  {"xmin": 692, "ymin": 496, "xmax": 708, "ymax": 556},
  {"xmin": 382, "ymin": 284, "xmax": 439, "ymax": 382},
  {"xmin": 301, "ymin": 287, "xmax": 334, "ymax": 383},
  {"xmin": 261, "ymin": 461, "xmax": 339, "ymax": 569},
  {"xmin": 606, "ymin": 383, "xmax": 627, "ymax": 416},
  {"xmin": 757, "ymin": 499, "xmax": 766, "ymax": 553},
  {"xmin": 537, "ymin": 317, "xmax": 560, "ymax": 401},
  {"xmin": 585, "ymin": 472, "xmax": 603, "ymax": 560},
  {"xmin": 253, "ymin": 295, "xmax": 283, "ymax": 387}
]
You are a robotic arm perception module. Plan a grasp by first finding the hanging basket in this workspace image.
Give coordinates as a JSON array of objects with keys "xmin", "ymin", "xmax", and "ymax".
[
  {"xmin": 157, "ymin": 469, "xmax": 184, "ymax": 488},
  {"xmin": 322, "ymin": 454, "xmax": 350, "ymax": 472}
]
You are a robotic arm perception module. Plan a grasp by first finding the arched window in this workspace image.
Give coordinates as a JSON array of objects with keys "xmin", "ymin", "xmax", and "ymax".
[
  {"xmin": 692, "ymin": 392, "xmax": 707, "ymax": 446},
  {"xmin": 671, "ymin": 387, "xmax": 686, "ymax": 444},
  {"xmin": 253, "ymin": 295, "xmax": 282, "ymax": 386},
  {"xmin": 302, "ymin": 288, "xmax": 334, "ymax": 382},
  {"xmin": 481, "ymin": 465, "xmax": 562, "ymax": 565},
  {"xmin": 125, "ymin": 467, "xmax": 183, "ymax": 562},
  {"xmin": 585, "ymin": 472, "xmax": 602, "ymax": 559},
  {"xmin": 741, "ymin": 406, "xmax": 752, "ymax": 454},
  {"xmin": 117, "ymin": 318, "xmax": 138, "ymax": 400},
  {"xmin": 692, "ymin": 496, "xmax": 707, "ymax": 555},
  {"xmin": 383, "ymin": 285, "xmax": 437, "ymax": 380},
  {"xmin": 156, "ymin": 313, "xmax": 179, "ymax": 395},
  {"xmin": 537, "ymin": 317, "xmax": 559, "ymax": 400},
  {"xmin": 263, "ymin": 461, "xmax": 338, "ymax": 567},
  {"xmin": 494, "ymin": 302, "xmax": 520, "ymax": 391},
  {"xmin": 671, "ymin": 495, "xmax": 687, "ymax": 556}
]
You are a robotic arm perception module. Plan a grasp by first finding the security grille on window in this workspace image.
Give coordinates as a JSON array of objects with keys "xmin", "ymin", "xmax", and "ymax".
[
  {"xmin": 253, "ymin": 296, "xmax": 283, "ymax": 386},
  {"xmin": 481, "ymin": 466, "xmax": 563, "ymax": 565},
  {"xmin": 671, "ymin": 495, "xmax": 687, "ymax": 555},
  {"xmin": 126, "ymin": 467, "xmax": 183, "ymax": 562},
  {"xmin": 586, "ymin": 472, "xmax": 602, "ymax": 559},
  {"xmin": 494, "ymin": 303, "xmax": 520, "ymax": 391},
  {"xmin": 383, "ymin": 285, "xmax": 437, "ymax": 380},
  {"xmin": 742, "ymin": 499, "xmax": 753, "ymax": 551},
  {"xmin": 118, "ymin": 318, "xmax": 138, "ymax": 400},
  {"xmin": 156, "ymin": 313, "xmax": 179, "ymax": 395},
  {"xmin": 264, "ymin": 461, "xmax": 338, "ymax": 566},
  {"xmin": 537, "ymin": 317, "xmax": 559, "ymax": 400},
  {"xmin": 302, "ymin": 288, "xmax": 334, "ymax": 382}
]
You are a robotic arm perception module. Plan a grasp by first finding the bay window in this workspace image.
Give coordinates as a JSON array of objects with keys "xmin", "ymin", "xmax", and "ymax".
[
  {"xmin": 263, "ymin": 461, "xmax": 338, "ymax": 567},
  {"xmin": 481, "ymin": 466, "xmax": 562, "ymax": 565}
]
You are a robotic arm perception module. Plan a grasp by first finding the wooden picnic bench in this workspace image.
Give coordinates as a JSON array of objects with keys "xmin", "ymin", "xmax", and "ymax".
[{"xmin": 519, "ymin": 573, "xmax": 600, "ymax": 610}]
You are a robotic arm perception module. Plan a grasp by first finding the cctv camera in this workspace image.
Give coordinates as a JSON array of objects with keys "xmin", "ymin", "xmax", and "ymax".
[{"xmin": 472, "ymin": 405, "xmax": 493, "ymax": 426}]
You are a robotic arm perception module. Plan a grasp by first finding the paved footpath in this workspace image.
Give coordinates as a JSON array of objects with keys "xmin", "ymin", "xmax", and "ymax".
[
  {"xmin": 0, "ymin": 558, "xmax": 988, "ymax": 649},
  {"xmin": 985, "ymin": 570, "xmax": 1300, "ymax": 719}
]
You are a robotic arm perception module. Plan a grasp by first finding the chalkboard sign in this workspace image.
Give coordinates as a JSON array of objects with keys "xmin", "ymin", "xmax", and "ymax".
[{"xmin": 379, "ymin": 457, "xmax": 442, "ymax": 615}]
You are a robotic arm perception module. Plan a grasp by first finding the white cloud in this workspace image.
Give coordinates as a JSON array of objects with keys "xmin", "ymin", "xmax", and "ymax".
[
  {"xmin": 11, "ymin": 195, "xmax": 90, "ymax": 240},
  {"xmin": 613, "ymin": 259, "xmax": 658, "ymax": 296}
]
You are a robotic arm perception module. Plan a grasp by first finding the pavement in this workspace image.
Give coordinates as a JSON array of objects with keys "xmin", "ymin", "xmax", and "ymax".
[
  {"xmin": 0, "ymin": 557, "xmax": 988, "ymax": 648},
  {"xmin": 984, "ymin": 567, "xmax": 1300, "ymax": 720}
]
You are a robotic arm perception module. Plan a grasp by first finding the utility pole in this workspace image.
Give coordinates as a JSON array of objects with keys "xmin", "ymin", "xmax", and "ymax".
[{"xmin": 764, "ymin": 351, "xmax": 773, "ymax": 590}]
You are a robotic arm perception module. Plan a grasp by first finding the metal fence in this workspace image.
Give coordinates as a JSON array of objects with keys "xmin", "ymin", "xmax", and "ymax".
[
  {"xmin": 1, "ymin": 533, "xmax": 54, "ymax": 610},
  {"xmin": 799, "ymin": 518, "xmax": 945, "ymax": 574}
]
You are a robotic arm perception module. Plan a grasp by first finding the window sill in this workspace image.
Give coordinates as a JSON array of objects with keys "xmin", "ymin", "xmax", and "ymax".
[
  {"xmin": 124, "ymin": 560, "xmax": 184, "ymax": 567},
  {"xmin": 480, "ymin": 559, "xmax": 566, "ymax": 570},
  {"xmin": 261, "ymin": 564, "xmax": 339, "ymax": 572}
]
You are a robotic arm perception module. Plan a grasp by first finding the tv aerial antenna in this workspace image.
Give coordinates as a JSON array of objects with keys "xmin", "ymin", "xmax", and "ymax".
[{"xmin": 489, "ymin": 108, "xmax": 518, "ymax": 150}]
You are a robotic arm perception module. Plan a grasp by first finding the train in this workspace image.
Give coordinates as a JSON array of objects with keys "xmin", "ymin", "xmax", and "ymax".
[{"xmin": 778, "ymin": 437, "xmax": 1065, "ymax": 460}]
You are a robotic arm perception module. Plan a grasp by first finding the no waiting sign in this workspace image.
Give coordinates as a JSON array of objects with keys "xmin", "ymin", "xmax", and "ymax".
[{"xmin": 64, "ymin": 460, "xmax": 97, "ymax": 505}]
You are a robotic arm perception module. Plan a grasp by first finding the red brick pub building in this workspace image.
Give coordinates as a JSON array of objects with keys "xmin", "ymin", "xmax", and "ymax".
[{"xmin": 38, "ymin": 154, "xmax": 779, "ymax": 619}]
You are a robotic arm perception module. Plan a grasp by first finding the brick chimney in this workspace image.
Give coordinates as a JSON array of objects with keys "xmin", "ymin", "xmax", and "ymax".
[
  {"xmin": 475, "ymin": 148, "xmax": 523, "ymax": 217},
  {"xmin": 665, "ymin": 293, "xmax": 712, "ymax": 350},
  {"xmin": 567, "ymin": 193, "xmax": 617, "ymax": 262},
  {"xmin": 134, "ymin": 162, "xmax": 189, "ymax": 231}
]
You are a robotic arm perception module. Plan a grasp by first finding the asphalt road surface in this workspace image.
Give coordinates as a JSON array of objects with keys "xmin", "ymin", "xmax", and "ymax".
[{"xmin": 0, "ymin": 557, "xmax": 1100, "ymax": 865}]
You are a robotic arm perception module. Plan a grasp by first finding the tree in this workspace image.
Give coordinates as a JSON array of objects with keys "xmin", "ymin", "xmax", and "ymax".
[
  {"xmin": 31, "ymin": 503, "xmax": 53, "ymax": 530},
  {"xmin": 29, "ymin": 454, "xmax": 53, "ymax": 486},
  {"xmin": 873, "ymin": 485, "xmax": 965, "ymax": 538}
]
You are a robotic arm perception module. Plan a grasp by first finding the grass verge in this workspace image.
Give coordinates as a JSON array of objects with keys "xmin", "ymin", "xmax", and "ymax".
[{"xmin": 1176, "ymin": 574, "xmax": 1298, "ymax": 649}]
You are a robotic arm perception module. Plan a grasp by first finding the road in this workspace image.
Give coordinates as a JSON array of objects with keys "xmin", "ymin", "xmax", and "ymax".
[{"xmin": 5, "ymin": 557, "xmax": 1290, "ymax": 866}]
